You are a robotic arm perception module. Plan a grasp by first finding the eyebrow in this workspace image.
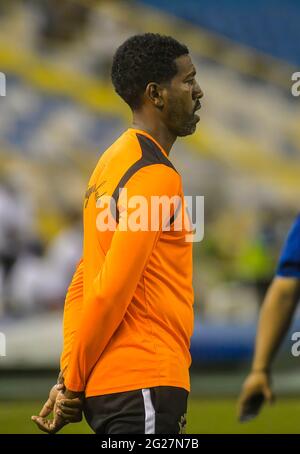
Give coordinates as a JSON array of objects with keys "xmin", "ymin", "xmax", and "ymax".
[{"xmin": 184, "ymin": 69, "xmax": 196, "ymax": 80}]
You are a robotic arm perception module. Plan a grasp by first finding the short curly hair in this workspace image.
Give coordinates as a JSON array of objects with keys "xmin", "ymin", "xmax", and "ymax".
[{"xmin": 111, "ymin": 33, "xmax": 189, "ymax": 110}]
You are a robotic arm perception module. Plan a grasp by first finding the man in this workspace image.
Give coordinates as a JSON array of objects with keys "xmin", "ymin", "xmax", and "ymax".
[
  {"xmin": 32, "ymin": 32, "xmax": 203, "ymax": 434},
  {"xmin": 238, "ymin": 214, "xmax": 300, "ymax": 421}
]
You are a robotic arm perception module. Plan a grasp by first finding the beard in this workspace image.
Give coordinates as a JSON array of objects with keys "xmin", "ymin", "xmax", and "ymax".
[
  {"xmin": 177, "ymin": 116, "xmax": 198, "ymax": 136},
  {"xmin": 166, "ymin": 102, "xmax": 199, "ymax": 137}
]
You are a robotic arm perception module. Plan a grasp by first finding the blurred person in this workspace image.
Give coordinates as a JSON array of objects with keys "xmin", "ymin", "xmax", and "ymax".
[
  {"xmin": 6, "ymin": 239, "xmax": 46, "ymax": 315},
  {"xmin": 32, "ymin": 33, "xmax": 203, "ymax": 434},
  {"xmin": 38, "ymin": 0, "xmax": 89, "ymax": 44},
  {"xmin": 7, "ymin": 206, "xmax": 81, "ymax": 315},
  {"xmin": 0, "ymin": 181, "xmax": 35, "ymax": 314},
  {"xmin": 41, "ymin": 210, "xmax": 82, "ymax": 309},
  {"xmin": 0, "ymin": 183, "xmax": 24, "ymax": 277},
  {"xmin": 238, "ymin": 214, "xmax": 300, "ymax": 421},
  {"xmin": 0, "ymin": 265, "xmax": 4, "ymax": 317}
]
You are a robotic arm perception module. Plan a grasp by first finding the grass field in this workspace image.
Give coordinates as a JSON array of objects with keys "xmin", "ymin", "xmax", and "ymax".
[{"xmin": 1, "ymin": 398, "xmax": 300, "ymax": 434}]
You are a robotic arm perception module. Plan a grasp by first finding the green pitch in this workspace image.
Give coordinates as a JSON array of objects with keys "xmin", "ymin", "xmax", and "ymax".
[{"xmin": 1, "ymin": 398, "xmax": 300, "ymax": 434}]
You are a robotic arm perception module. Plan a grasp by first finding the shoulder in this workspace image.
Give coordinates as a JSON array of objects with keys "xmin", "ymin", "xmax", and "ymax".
[{"xmin": 126, "ymin": 162, "xmax": 181, "ymax": 198}]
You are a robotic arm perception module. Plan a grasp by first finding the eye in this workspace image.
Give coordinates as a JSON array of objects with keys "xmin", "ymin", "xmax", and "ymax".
[{"xmin": 186, "ymin": 79, "xmax": 194, "ymax": 86}]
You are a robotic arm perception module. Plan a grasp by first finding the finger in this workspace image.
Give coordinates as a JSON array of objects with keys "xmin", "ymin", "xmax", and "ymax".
[
  {"xmin": 237, "ymin": 396, "xmax": 245, "ymax": 418},
  {"xmin": 238, "ymin": 401, "xmax": 253, "ymax": 422},
  {"xmin": 238, "ymin": 394, "xmax": 259, "ymax": 421},
  {"xmin": 31, "ymin": 416, "xmax": 55, "ymax": 434},
  {"xmin": 237, "ymin": 398, "xmax": 244, "ymax": 420},
  {"xmin": 56, "ymin": 409, "xmax": 82, "ymax": 422},
  {"xmin": 52, "ymin": 414, "xmax": 69, "ymax": 431},
  {"xmin": 32, "ymin": 415, "xmax": 67, "ymax": 434},
  {"xmin": 57, "ymin": 405, "xmax": 81, "ymax": 417},
  {"xmin": 38, "ymin": 399, "xmax": 54, "ymax": 418},
  {"xmin": 237, "ymin": 391, "xmax": 249, "ymax": 415},
  {"xmin": 239, "ymin": 393, "xmax": 264, "ymax": 422},
  {"xmin": 57, "ymin": 398, "xmax": 82, "ymax": 409},
  {"xmin": 264, "ymin": 387, "xmax": 275, "ymax": 404},
  {"xmin": 238, "ymin": 405, "xmax": 258, "ymax": 422},
  {"xmin": 56, "ymin": 383, "xmax": 65, "ymax": 391},
  {"xmin": 57, "ymin": 413, "xmax": 80, "ymax": 423}
]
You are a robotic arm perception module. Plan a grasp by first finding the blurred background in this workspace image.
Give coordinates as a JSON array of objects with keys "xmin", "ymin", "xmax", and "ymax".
[{"xmin": 0, "ymin": 0, "xmax": 300, "ymax": 433}]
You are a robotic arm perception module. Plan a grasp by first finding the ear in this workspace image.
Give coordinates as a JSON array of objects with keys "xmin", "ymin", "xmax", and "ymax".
[{"xmin": 145, "ymin": 82, "xmax": 164, "ymax": 108}]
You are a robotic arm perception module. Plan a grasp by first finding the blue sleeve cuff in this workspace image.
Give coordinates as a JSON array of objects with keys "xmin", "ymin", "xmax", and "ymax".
[
  {"xmin": 276, "ymin": 269, "xmax": 300, "ymax": 279},
  {"xmin": 276, "ymin": 214, "xmax": 300, "ymax": 279}
]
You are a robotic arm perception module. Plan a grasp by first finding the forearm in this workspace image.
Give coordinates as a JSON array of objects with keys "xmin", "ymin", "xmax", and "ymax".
[
  {"xmin": 60, "ymin": 259, "xmax": 84, "ymax": 372},
  {"xmin": 64, "ymin": 289, "xmax": 133, "ymax": 391},
  {"xmin": 252, "ymin": 277, "xmax": 299, "ymax": 371}
]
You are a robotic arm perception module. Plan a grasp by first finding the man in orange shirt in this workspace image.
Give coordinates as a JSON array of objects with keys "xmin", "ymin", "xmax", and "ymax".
[{"xmin": 32, "ymin": 33, "xmax": 203, "ymax": 434}]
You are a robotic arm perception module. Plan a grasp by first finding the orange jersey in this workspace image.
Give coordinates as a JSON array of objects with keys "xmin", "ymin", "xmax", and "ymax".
[{"xmin": 62, "ymin": 128, "xmax": 194, "ymax": 397}]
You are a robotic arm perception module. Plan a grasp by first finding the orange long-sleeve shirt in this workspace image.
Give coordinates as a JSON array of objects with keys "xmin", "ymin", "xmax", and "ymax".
[{"xmin": 62, "ymin": 128, "xmax": 194, "ymax": 397}]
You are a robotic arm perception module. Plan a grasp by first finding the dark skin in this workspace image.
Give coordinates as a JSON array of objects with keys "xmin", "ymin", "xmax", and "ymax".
[
  {"xmin": 132, "ymin": 54, "xmax": 203, "ymax": 155},
  {"xmin": 32, "ymin": 53, "xmax": 203, "ymax": 434},
  {"xmin": 238, "ymin": 277, "xmax": 300, "ymax": 422},
  {"xmin": 31, "ymin": 384, "xmax": 83, "ymax": 434},
  {"xmin": 31, "ymin": 371, "xmax": 84, "ymax": 434}
]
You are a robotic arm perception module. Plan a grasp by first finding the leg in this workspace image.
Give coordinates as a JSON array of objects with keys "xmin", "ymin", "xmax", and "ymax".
[
  {"xmin": 84, "ymin": 389, "xmax": 145, "ymax": 434},
  {"xmin": 148, "ymin": 386, "xmax": 188, "ymax": 434},
  {"xmin": 84, "ymin": 386, "xmax": 188, "ymax": 434}
]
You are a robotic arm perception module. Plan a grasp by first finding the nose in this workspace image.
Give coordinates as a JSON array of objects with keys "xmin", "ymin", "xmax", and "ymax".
[{"xmin": 193, "ymin": 81, "xmax": 203, "ymax": 100}]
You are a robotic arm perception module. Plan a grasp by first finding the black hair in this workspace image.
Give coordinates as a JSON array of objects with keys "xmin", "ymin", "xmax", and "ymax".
[{"xmin": 111, "ymin": 33, "xmax": 189, "ymax": 109}]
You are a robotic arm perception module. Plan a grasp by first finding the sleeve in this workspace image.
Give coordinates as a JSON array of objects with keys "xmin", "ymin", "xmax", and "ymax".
[
  {"xmin": 276, "ymin": 214, "xmax": 300, "ymax": 279},
  {"xmin": 64, "ymin": 165, "xmax": 180, "ymax": 391},
  {"xmin": 60, "ymin": 258, "xmax": 84, "ymax": 373}
]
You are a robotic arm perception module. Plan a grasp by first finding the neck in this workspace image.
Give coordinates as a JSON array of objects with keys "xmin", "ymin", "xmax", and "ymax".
[{"xmin": 131, "ymin": 112, "xmax": 176, "ymax": 156}]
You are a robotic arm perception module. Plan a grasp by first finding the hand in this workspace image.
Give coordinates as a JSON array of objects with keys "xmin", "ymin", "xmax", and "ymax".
[
  {"xmin": 55, "ymin": 389, "xmax": 84, "ymax": 423},
  {"xmin": 31, "ymin": 383, "xmax": 83, "ymax": 434},
  {"xmin": 238, "ymin": 370, "xmax": 275, "ymax": 422},
  {"xmin": 31, "ymin": 384, "xmax": 67, "ymax": 434}
]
